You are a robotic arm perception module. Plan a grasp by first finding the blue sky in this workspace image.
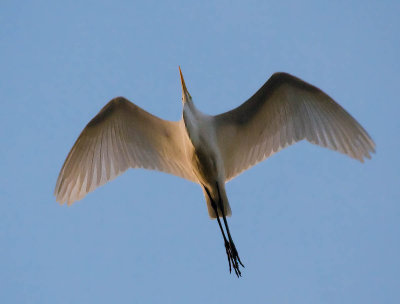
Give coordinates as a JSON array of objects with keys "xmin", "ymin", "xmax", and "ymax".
[{"xmin": 1, "ymin": 0, "xmax": 399, "ymax": 303}]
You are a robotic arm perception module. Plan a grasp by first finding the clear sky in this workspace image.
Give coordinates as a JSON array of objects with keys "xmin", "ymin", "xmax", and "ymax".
[{"xmin": 1, "ymin": 0, "xmax": 399, "ymax": 303}]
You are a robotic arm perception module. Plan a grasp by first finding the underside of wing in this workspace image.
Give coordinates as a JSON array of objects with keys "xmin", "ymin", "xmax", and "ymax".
[
  {"xmin": 55, "ymin": 97, "xmax": 197, "ymax": 205},
  {"xmin": 215, "ymin": 72, "xmax": 375, "ymax": 182}
]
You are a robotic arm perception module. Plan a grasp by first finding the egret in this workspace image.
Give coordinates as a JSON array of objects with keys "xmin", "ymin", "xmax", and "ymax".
[{"xmin": 55, "ymin": 67, "xmax": 375, "ymax": 277}]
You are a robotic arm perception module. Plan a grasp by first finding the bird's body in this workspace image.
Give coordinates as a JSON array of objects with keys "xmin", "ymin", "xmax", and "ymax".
[
  {"xmin": 55, "ymin": 68, "xmax": 375, "ymax": 277},
  {"xmin": 182, "ymin": 99, "xmax": 232, "ymax": 217}
]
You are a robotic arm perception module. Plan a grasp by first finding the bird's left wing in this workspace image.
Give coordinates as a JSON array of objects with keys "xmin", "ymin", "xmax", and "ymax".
[
  {"xmin": 214, "ymin": 73, "xmax": 375, "ymax": 182},
  {"xmin": 55, "ymin": 97, "xmax": 197, "ymax": 205}
]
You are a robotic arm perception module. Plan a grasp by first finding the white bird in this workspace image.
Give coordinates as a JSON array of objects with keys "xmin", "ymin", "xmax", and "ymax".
[{"xmin": 55, "ymin": 67, "xmax": 375, "ymax": 276}]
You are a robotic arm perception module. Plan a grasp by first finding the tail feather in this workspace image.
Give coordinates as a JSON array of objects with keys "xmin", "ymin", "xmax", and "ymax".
[{"xmin": 202, "ymin": 184, "xmax": 232, "ymax": 219}]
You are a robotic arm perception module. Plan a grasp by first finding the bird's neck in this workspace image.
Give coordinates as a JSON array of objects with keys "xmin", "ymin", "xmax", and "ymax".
[{"xmin": 183, "ymin": 101, "xmax": 202, "ymax": 145}]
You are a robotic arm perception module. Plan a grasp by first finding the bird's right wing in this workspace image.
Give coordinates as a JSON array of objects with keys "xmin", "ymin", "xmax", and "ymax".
[
  {"xmin": 55, "ymin": 97, "xmax": 197, "ymax": 205},
  {"xmin": 214, "ymin": 72, "xmax": 375, "ymax": 182}
]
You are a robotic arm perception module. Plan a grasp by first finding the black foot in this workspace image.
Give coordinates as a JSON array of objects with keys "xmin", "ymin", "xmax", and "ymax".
[{"xmin": 224, "ymin": 240, "xmax": 244, "ymax": 277}]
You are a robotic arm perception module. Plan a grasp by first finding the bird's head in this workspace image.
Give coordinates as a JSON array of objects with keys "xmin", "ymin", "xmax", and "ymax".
[{"xmin": 179, "ymin": 66, "xmax": 192, "ymax": 104}]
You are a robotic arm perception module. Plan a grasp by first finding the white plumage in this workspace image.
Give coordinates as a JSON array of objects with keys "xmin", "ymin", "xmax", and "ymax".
[{"xmin": 55, "ymin": 68, "xmax": 374, "ymax": 276}]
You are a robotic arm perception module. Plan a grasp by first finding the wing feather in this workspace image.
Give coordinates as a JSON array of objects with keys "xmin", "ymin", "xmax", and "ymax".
[
  {"xmin": 55, "ymin": 97, "xmax": 197, "ymax": 205},
  {"xmin": 215, "ymin": 72, "xmax": 375, "ymax": 181}
]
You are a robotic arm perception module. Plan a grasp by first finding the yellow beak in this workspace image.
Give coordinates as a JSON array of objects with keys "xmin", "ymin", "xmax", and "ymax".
[{"xmin": 179, "ymin": 66, "xmax": 191, "ymax": 100}]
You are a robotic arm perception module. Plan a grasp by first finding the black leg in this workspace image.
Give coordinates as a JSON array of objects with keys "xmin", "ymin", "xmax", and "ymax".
[
  {"xmin": 215, "ymin": 182, "xmax": 245, "ymax": 276},
  {"xmin": 203, "ymin": 186, "xmax": 233, "ymax": 273},
  {"xmin": 203, "ymin": 184, "xmax": 244, "ymax": 277}
]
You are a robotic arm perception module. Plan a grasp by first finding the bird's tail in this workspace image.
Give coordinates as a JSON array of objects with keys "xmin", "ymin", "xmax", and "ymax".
[{"xmin": 202, "ymin": 183, "xmax": 232, "ymax": 219}]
